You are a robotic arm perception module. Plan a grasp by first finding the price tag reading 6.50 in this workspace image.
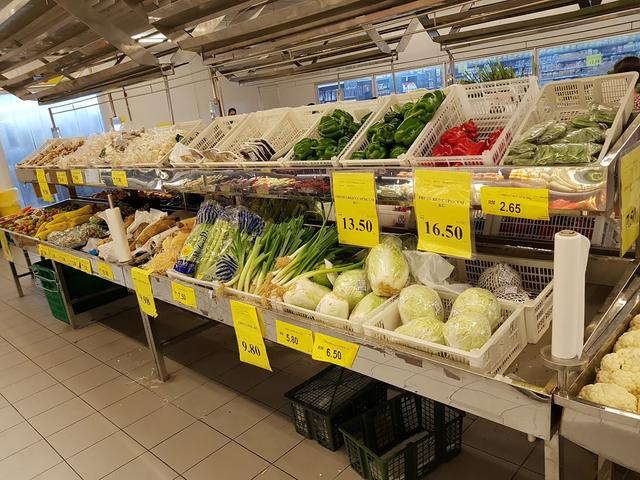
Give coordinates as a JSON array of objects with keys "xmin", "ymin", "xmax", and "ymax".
[
  {"xmin": 414, "ymin": 170, "xmax": 472, "ymax": 259},
  {"xmin": 312, "ymin": 332, "xmax": 359, "ymax": 368},
  {"xmin": 332, "ymin": 172, "xmax": 380, "ymax": 248}
]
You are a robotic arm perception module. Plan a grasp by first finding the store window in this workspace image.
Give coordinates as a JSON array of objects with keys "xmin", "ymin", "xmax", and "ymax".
[
  {"xmin": 452, "ymin": 52, "xmax": 533, "ymax": 82},
  {"xmin": 538, "ymin": 33, "xmax": 640, "ymax": 84},
  {"xmin": 0, "ymin": 94, "xmax": 105, "ymax": 207},
  {"xmin": 394, "ymin": 66, "xmax": 443, "ymax": 93},
  {"xmin": 375, "ymin": 74, "xmax": 394, "ymax": 97},
  {"xmin": 317, "ymin": 77, "xmax": 374, "ymax": 103}
]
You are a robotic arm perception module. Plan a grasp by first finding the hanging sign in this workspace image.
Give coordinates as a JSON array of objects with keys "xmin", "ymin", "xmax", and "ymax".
[
  {"xmin": 230, "ymin": 300, "xmax": 271, "ymax": 371},
  {"xmin": 36, "ymin": 169, "xmax": 54, "ymax": 202},
  {"xmin": 332, "ymin": 171, "xmax": 380, "ymax": 248}
]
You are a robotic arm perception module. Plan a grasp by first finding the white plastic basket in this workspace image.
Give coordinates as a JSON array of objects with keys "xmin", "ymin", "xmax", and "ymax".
[
  {"xmin": 282, "ymin": 99, "xmax": 383, "ymax": 168},
  {"xmin": 363, "ymin": 289, "xmax": 527, "ymax": 374},
  {"xmin": 17, "ymin": 138, "xmax": 83, "ymax": 169},
  {"xmin": 408, "ymin": 78, "xmax": 540, "ymax": 167},
  {"xmin": 153, "ymin": 121, "xmax": 205, "ymax": 167},
  {"xmin": 170, "ymin": 114, "xmax": 248, "ymax": 167},
  {"xmin": 500, "ymin": 72, "xmax": 638, "ymax": 165},
  {"xmin": 488, "ymin": 214, "xmax": 608, "ymax": 245},
  {"xmin": 446, "ymin": 254, "xmax": 553, "ymax": 344},
  {"xmin": 340, "ymin": 92, "xmax": 437, "ymax": 167}
]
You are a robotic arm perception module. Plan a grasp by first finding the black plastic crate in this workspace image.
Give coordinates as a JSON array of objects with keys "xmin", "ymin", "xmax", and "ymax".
[
  {"xmin": 339, "ymin": 393, "xmax": 464, "ymax": 480},
  {"xmin": 285, "ymin": 365, "xmax": 387, "ymax": 451}
]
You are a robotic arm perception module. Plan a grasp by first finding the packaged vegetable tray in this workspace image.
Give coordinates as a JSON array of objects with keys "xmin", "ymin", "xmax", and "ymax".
[{"xmin": 408, "ymin": 78, "xmax": 539, "ymax": 167}]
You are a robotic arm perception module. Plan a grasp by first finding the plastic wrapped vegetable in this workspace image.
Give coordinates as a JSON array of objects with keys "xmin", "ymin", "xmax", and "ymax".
[
  {"xmin": 450, "ymin": 288, "xmax": 501, "ymax": 332},
  {"xmin": 349, "ymin": 292, "xmax": 387, "ymax": 322},
  {"xmin": 560, "ymin": 126, "xmax": 606, "ymax": 144},
  {"xmin": 283, "ymin": 278, "xmax": 331, "ymax": 311},
  {"xmin": 316, "ymin": 292, "xmax": 349, "ymax": 319},
  {"xmin": 398, "ymin": 285, "xmax": 444, "ymax": 324},
  {"xmin": 517, "ymin": 121, "xmax": 556, "ymax": 144},
  {"xmin": 367, "ymin": 237, "xmax": 410, "ymax": 296},
  {"xmin": 174, "ymin": 201, "xmax": 222, "ymax": 276},
  {"xmin": 443, "ymin": 311, "xmax": 492, "ymax": 351},
  {"xmin": 478, "ymin": 264, "xmax": 523, "ymax": 291},
  {"xmin": 589, "ymin": 103, "xmax": 616, "ymax": 126},
  {"xmin": 537, "ymin": 122, "xmax": 567, "ymax": 144},
  {"xmin": 332, "ymin": 269, "xmax": 370, "ymax": 310},
  {"xmin": 395, "ymin": 314, "xmax": 445, "ymax": 344}
]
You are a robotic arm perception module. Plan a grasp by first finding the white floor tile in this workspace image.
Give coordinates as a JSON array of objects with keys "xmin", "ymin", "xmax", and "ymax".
[
  {"xmin": 203, "ymin": 395, "xmax": 273, "ymax": 439},
  {"xmin": 173, "ymin": 381, "xmax": 238, "ymax": 419},
  {"xmin": 80, "ymin": 375, "xmax": 142, "ymax": 410},
  {"xmin": 183, "ymin": 442, "xmax": 269, "ymax": 480},
  {"xmin": 32, "ymin": 344, "xmax": 84, "ymax": 370},
  {"xmin": 0, "ymin": 421, "xmax": 42, "ymax": 461},
  {"xmin": 0, "ymin": 405, "xmax": 24, "ymax": 433},
  {"xmin": 30, "ymin": 397, "xmax": 95, "ymax": 437},
  {"xmin": 47, "ymin": 412, "xmax": 119, "ymax": 459},
  {"xmin": 47, "ymin": 353, "xmax": 101, "ymax": 382},
  {"xmin": 32, "ymin": 462, "xmax": 82, "ymax": 480},
  {"xmin": 14, "ymin": 383, "xmax": 75, "ymax": 419},
  {"xmin": 0, "ymin": 440, "xmax": 62, "ymax": 480},
  {"xmin": 102, "ymin": 451, "xmax": 178, "ymax": 480},
  {"xmin": 0, "ymin": 370, "xmax": 58, "ymax": 403},
  {"xmin": 123, "ymin": 404, "xmax": 195, "ymax": 449},
  {"xmin": 101, "ymin": 388, "xmax": 165, "ymax": 428},
  {"xmin": 63, "ymin": 364, "xmax": 120, "ymax": 395}
]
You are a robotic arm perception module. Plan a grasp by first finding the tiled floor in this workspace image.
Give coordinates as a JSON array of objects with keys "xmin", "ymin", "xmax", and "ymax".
[{"xmin": 0, "ymin": 260, "xmax": 601, "ymax": 480}]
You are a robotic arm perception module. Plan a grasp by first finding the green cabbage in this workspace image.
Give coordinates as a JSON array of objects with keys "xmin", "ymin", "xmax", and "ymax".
[
  {"xmin": 283, "ymin": 279, "xmax": 331, "ymax": 310},
  {"xmin": 395, "ymin": 314, "xmax": 445, "ymax": 344},
  {"xmin": 316, "ymin": 292, "xmax": 349, "ymax": 319},
  {"xmin": 366, "ymin": 237, "xmax": 409, "ymax": 297},
  {"xmin": 443, "ymin": 311, "xmax": 492, "ymax": 351},
  {"xmin": 450, "ymin": 287, "xmax": 501, "ymax": 331},
  {"xmin": 398, "ymin": 285, "xmax": 444, "ymax": 324},
  {"xmin": 349, "ymin": 292, "xmax": 387, "ymax": 323},
  {"xmin": 333, "ymin": 269, "xmax": 370, "ymax": 309}
]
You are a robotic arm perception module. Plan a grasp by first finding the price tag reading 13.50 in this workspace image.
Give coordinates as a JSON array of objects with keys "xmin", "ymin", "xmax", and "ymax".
[
  {"xmin": 414, "ymin": 170, "xmax": 472, "ymax": 259},
  {"xmin": 332, "ymin": 172, "xmax": 380, "ymax": 248}
]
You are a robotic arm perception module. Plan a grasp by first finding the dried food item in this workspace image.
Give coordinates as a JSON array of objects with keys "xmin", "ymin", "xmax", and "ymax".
[
  {"xmin": 47, "ymin": 223, "xmax": 108, "ymax": 249},
  {"xmin": 18, "ymin": 139, "xmax": 84, "ymax": 169},
  {"xmin": 135, "ymin": 217, "xmax": 176, "ymax": 247}
]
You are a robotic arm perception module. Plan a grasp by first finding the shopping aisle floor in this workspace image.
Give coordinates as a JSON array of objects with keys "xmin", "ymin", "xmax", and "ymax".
[{"xmin": 0, "ymin": 261, "xmax": 599, "ymax": 480}]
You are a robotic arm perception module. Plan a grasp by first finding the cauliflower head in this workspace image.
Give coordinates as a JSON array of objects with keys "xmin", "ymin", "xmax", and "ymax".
[
  {"xmin": 596, "ymin": 369, "xmax": 640, "ymax": 396},
  {"xmin": 629, "ymin": 314, "xmax": 640, "ymax": 331},
  {"xmin": 600, "ymin": 348, "xmax": 640, "ymax": 373},
  {"xmin": 578, "ymin": 383, "xmax": 637, "ymax": 413},
  {"xmin": 614, "ymin": 330, "xmax": 640, "ymax": 352}
]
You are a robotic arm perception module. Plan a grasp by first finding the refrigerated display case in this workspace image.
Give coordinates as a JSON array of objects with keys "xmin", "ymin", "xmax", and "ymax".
[
  {"xmin": 538, "ymin": 32, "xmax": 640, "ymax": 84},
  {"xmin": 375, "ymin": 73, "xmax": 394, "ymax": 97}
]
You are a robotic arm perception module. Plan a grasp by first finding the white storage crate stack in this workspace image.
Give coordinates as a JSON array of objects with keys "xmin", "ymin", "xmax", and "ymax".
[
  {"xmin": 340, "ymin": 91, "xmax": 435, "ymax": 167},
  {"xmin": 502, "ymin": 72, "xmax": 637, "ymax": 165},
  {"xmin": 152, "ymin": 120, "xmax": 205, "ymax": 166},
  {"xmin": 170, "ymin": 114, "xmax": 248, "ymax": 167},
  {"xmin": 282, "ymin": 99, "xmax": 383, "ymax": 168},
  {"xmin": 363, "ymin": 289, "xmax": 527, "ymax": 375},
  {"xmin": 407, "ymin": 78, "xmax": 539, "ymax": 167}
]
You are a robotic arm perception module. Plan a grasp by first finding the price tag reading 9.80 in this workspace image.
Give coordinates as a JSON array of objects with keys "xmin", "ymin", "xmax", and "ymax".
[{"xmin": 241, "ymin": 339, "xmax": 262, "ymax": 357}]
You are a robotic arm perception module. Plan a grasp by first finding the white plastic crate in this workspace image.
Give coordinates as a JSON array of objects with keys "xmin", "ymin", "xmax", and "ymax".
[
  {"xmin": 446, "ymin": 254, "xmax": 553, "ymax": 344},
  {"xmin": 282, "ymin": 99, "xmax": 383, "ymax": 168},
  {"xmin": 408, "ymin": 78, "xmax": 539, "ymax": 167},
  {"xmin": 363, "ymin": 289, "xmax": 526, "ymax": 375},
  {"xmin": 152, "ymin": 121, "xmax": 205, "ymax": 167},
  {"xmin": 17, "ymin": 138, "xmax": 81, "ymax": 169},
  {"xmin": 340, "ymin": 91, "xmax": 439, "ymax": 167},
  {"xmin": 501, "ymin": 72, "xmax": 638, "ymax": 165},
  {"xmin": 488, "ymin": 214, "xmax": 608, "ymax": 244},
  {"xmin": 169, "ymin": 114, "xmax": 248, "ymax": 167}
]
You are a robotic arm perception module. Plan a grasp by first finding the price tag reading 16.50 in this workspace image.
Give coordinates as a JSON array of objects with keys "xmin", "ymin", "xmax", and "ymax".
[
  {"xmin": 414, "ymin": 170, "xmax": 472, "ymax": 259},
  {"xmin": 332, "ymin": 172, "xmax": 379, "ymax": 248}
]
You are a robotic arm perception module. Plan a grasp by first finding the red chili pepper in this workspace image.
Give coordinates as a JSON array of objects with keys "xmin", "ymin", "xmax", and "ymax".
[
  {"xmin": 487, "ymin": 128, "xmax": 503, "ymax": 149},
  {"xmin": 461, "ymin": 120, "xmax": 479, "ymax": 139},
  {"xmin": 432, "ymin": 143, "xmax": 454, "ymax": 156}
]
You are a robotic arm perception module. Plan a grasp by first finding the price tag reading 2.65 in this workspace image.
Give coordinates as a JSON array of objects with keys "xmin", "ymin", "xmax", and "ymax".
[
  {"xmin": 414, "ymin": 170, "xmax": 472, "ymax": 259},
  {"xmin": 480, "ymin": 187, "xmax": 549, "ymax": 221},
  {"xmin": 332, "ymin": 172, "xmax": 380, "ymax": 248}
]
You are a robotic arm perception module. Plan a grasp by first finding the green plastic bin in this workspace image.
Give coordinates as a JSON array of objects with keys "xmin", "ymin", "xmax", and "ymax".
[
  {"xmin": 285, "ymin": 365, "xmax": 387, "ymax": 451},
  {"xmin": 32, "ymin": 259, "xmax": 129, "ymax": 324},
  {"xmin": 340, "ymin": 393, "xmax": 463, "ymax": 480}
]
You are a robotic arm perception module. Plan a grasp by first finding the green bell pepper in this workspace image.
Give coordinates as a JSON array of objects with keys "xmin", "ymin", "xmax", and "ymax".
[
  {"xmin": 372, "ymin": 124, "xmax": 396, "ymax": 147},
  {"xmin": 315, "ymin": 137, "xmax": 337, "ymax": 157},
  {"xmin": 399, "ymin": 102, "xmax": 414, "ymax": 118},
  {"xmin": 351, "ymin": 151, "xmax": 366, "ymax": 159},
  {"xmin": 406, "ymin": 99, "xmax": 436, "ymax": 124},
  {"xmin": 390, "ymin": 145, "xmax": 408, "ymax": 158},
  {"xmin": 384, "ymin": 110, "xmax": 403, "ymax": 124},
  {"xmin": 293, "ymin": 138, "xmax": 318, "ymax": 160},
  {"xmin": 365, "ymin": 142, "xmax": 388, "ymax": 159},
  {"xmin": 360, "ymin": 112, "xmax": 372, "ymax": 124},
  {"xmin": 432, "ymin": 90, "xmax": 446, "ymax": 105},
  {"xmin": 367, "ymin": 121, "xmax": 384, "ymax": 141},
  {"xmin": 337, "ymin": 136, "xmax": 351, "ymax": 151},
  {"xmin": 348, "ymin": 122, "xmax": 360, "ymax": 135},
  {"xmin": 331, "ymin": 109, "xmax": 354, "ymax": 125},
  {"xmin": 388, "ymin": 117, "xmax": 402, "ymax": 129},
  {"xmin": 318, "ymin": 116, "xmax": 344, "ymax": 139},
  {"xmin": 320, "ymin": 145, "xmax": 340, "ymax": 160},
  {"xmin": 394, "ymin": 117, "xmax": 425, "ymax": 147}
]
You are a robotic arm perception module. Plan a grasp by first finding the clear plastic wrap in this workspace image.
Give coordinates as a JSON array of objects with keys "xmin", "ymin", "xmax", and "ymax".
[
  {"xmin": 349, "ymin": 292, "xmax": 387, "ymax": 322},
  {"xmin": 366, "ymin": 237, "xmax": 410, "ymax": 297},
  {"xmin": 47, "ymin": 223, "xmax": 108, "ymax": 249},
  {"xmin": 397, "ymin": 284, "xmax": 444, "ymax": 325},
  {"xmin": 443, "ymin": 311, "xmax": 492, "ymax": 351},
  {"xmin": 394, "ymin": 315, "xmax": 445, "ymax": 344},
  {"xmin": 283, "ymin": 278, "xmax": 330, "ymax": 310},
  {"xmin": 332, "ymin": 269, "xmax": 370, "ymax": 309},
  {"xmin": 316, "ymin": 292, "xmax": 349, "ymax": 319},
  {"xmin": 174, "ymin": 201, "xmax": 223, "ymax": 276},
  {"xmin": 450, "ymin": 287, "xmax": 501, "ymax": 332}
]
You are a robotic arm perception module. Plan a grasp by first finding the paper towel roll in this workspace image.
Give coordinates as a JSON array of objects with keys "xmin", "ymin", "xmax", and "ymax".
[
  {"xmin": 105, "ymin": 207, "xmax": 132, "ymax": 263},
  {"xmin": 551, "ymin": 230, "xmax": 590, "ymax": 360}
]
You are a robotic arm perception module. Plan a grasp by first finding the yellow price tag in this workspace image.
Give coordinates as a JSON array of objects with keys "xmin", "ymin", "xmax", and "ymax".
[
  {"xmin": 312, "ymin": 332, "xmax": 359, "ymax": 368},
  {"xmin": 586, "ymin": 53, "xmax": 602, "ymax": 67},
  {"xmin": 56, "ymin": 171, "xmax": 69, "ymax": 185},
  {"xmin": 111, "ymin": 170, "xmax": 128, "ymax": 187},
  {"xmin": 171, "ymin": 282, "xmax": 197, "ymax": 308},
  {"xmin": 97, "ymin": 261, "xmax": 113, "ymax": 280},
  {"xmin": 38, "ymin": 244, "xmax": 50, "ymax": 258},
  {"xmin": 156, "ymin": 122, "xmax": 172, "ymax": 127},
  {"xmin": 230, "ymin": 300, "xmax": 271, "ymax": 371},
  {"xmin": 71, "ymin": 169, "xmax": 84, "ymax": 185},
  {"xmin": 276, "ymin": 320, "xmax": 313, "ymax": 354},
  {"xmin": 481, "ymin": 187, "xmax": 549, "ymax": 221},
  {"xmin": 36, "ymin": 169, "xmax": 54, "ymax": 202},
  {"xmin": 620, "ymin": 147, "xmax": 640, "ymax": 255},
  {"xmin": 414, "ymin": 170, "xmax": 472, "ymax": 259},
  {"xmin": 0, "ymin": 231, "xmax": 12, "ymax": 262},
  {"xmin": 131, "ymin": 267, "xmax": 157, "ymax": 317},
  {"xmin": 332, "ymin": 172, "xmax": 379, "ymax": 248}
]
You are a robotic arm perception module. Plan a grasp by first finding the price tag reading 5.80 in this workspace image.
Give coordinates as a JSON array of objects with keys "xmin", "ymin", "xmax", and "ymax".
[
  {"xmin": 276, "ymin": 320, "xmax": 313, "ymax": 354},
  {"xmin": 332, "ymin": 172, "xmax": 379, "ymax": 248}
]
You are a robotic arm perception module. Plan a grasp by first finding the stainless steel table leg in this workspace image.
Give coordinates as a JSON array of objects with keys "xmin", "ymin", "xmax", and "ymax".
[
  {"xmin": 51, "ymin": 260, "xmax": 78, "ymax": 328},
  {"xmin": 9, "ymin": 260, "xmax": 23, "ymax": 298},
  {"xmin": 23, "ymin": 250, "xmax": 33, "ymax": 278},
  {"xmin": 544, "ymin": 432, "xmax": 562, "ymax": 480},
  {"xmin": 139, "ymin": 309, "xmax": 169, "ymax": 382},
  {"xmin": 597, "ymin": 457, "xmax": 613, "ymax": 480}
]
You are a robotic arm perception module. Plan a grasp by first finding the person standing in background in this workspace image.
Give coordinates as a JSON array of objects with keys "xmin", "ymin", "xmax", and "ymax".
[
  {"xmin": 612, "ymin": 56, "xmax": 640, "ymax": 111},
  {"xmin": 228, "ymin": 107, "xmax": 237, "ymax": 116}
]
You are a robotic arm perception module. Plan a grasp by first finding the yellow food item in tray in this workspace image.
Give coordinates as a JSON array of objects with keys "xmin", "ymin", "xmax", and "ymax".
[
  {"xmin": 35, "ymin": 205, "xmax": 95, "ymax": 239},
  {"xmin": 143, "ymin": 227, "xmax": 191, "ymax": 274}
]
